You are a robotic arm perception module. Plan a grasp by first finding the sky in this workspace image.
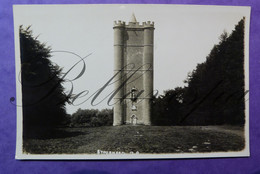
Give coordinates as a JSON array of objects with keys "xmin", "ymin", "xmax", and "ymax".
[{"xmin": 13, "ymin": 4, "xmax": 250, "ymax": 114}]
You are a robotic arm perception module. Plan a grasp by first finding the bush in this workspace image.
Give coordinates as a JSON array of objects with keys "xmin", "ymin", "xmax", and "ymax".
[{"xmin": 70, "ymin": 108, "xmax": 113, "ymax": 127}]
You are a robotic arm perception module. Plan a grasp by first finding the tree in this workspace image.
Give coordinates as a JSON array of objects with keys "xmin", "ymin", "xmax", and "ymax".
[
  {"xmin": 20, "ymin": 26, "xmax": 68, "ymax": 138},
  {"xmin": 181, "ymin": 18, "xmax": 245, "ymax": 125},
  {"xmin": 70, "ymin": 108, "xmax": 113, "ymax": 127},
  {"xmin": 152, "ymin": 87, "xmax": 185, "ymax": 125}
]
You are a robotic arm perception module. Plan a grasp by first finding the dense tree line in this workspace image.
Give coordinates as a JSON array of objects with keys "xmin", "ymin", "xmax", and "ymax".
[
  {"xmin": 152, "ymin": 18, "xmax": 245, "ymax": 126},
  {"xmin": 70, "ymin": 108, "xmax": 113, "ymax": 127},
  {"xmin": 20, "ymin": 26, "xmax": 68, "ymax": 138}
]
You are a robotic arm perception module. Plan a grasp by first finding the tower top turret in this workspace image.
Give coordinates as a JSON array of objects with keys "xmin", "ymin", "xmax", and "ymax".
[{"xmin": 130, "ymin": 13, "xmax": 137, "ymax": 23}]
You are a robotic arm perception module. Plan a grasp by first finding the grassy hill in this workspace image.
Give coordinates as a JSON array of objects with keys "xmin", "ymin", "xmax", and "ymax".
[{"xmin": 23, "ymin": 125, "xmax": 244, "ymax": 154}]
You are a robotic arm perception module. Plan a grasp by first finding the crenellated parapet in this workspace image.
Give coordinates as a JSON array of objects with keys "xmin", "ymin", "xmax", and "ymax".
[
  {"xmin": 143, "ymin": 21, "xmax": 155, "ymax": 29},
  {"xmin": 114, "ymin": 20, "xmax": 154, "ymax": 29},
  {"xmin": 113, "ymin": 20, "xmax": 126, "ymax": 28},
  {"xmin": 126, "ymin": 21, "xmax": 140, "ymax": 27}
]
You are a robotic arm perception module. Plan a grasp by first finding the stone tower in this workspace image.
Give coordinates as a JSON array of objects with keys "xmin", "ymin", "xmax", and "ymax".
[{"xmin": 113, "ymin": 14, "xmax": 154, "ymax": 126}]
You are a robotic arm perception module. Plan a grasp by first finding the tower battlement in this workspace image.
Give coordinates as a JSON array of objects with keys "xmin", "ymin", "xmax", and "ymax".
[
  {"xmin": 114, "ymin": 20, "xmax": 126, "ymax": 27},
  {"xmin": 143, "ymin": 21, "xmax": 154, "ymax": 28},
  {"xmin": 126, "ymin": 21, "xmax": 140, "ymax": 27},
  {"xmin": 114, "ymin": 20, "xmax": 154, "ymax": 29}
]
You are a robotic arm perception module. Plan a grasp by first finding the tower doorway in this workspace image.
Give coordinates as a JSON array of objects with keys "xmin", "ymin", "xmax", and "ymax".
[{"xmin": 131, "ymin": 114, "xmax": 137, "ymax": 125}]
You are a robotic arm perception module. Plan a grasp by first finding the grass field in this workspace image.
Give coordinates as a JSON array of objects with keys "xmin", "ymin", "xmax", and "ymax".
[{"xmin": 23, "ymin": 125, "xmax": 245, "ymax": 154}]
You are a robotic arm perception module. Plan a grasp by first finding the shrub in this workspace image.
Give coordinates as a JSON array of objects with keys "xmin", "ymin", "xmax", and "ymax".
[{"xmin": 71, "ymin": 108, "xmax": 113, "ymax": 127}]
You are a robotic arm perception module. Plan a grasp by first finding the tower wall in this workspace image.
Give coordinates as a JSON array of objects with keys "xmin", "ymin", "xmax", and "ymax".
[
  {"xmin": 143, "ymin": 23, "xmax": 154, "ymax": 125},
  {"xmin": 124, "ymin": 29, "xmax": 144, "ymax": 124},
  {"xmin": 113, "ymin": 19, "xmax": 154, "ymax": 126},
  {"xmin": 113, "ymin": 21, "xmax": 125, "ymax": 126}
]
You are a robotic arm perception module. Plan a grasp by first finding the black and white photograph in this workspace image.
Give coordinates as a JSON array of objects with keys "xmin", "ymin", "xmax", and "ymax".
[{"xmin": 13, "ymin": 4, "xmax": 250, "ymax": 159}]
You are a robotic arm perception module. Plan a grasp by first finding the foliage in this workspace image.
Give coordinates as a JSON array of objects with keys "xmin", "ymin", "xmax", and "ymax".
[
  {"xmin": 152, "ymin": 18, "xmax": 245, "ymax": 126},
  {"xmin": 152, "ymin": 87, "xmax": 185, "ymax": 125},
  {"xmin": 20, "ymin": 26, "xmax": 69, "ymax": 137},
  {"xmin": 70, "ymin": 108, "xmax": 113, "ymax": 127},
  {"xmin": 181, "ymin": 18, "xmax": 245, "ymax": 125}
]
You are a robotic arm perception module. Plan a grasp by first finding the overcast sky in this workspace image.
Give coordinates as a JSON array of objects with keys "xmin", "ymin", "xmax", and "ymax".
[{"xmin": 13, "ymin": 4, "xmax": 250, "ymax": 114}]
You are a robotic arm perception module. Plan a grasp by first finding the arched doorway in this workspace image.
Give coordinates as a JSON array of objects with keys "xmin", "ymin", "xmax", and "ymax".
[{"xmin": 131, "ymin": 114, "xmax": 137, "ymax": 125}]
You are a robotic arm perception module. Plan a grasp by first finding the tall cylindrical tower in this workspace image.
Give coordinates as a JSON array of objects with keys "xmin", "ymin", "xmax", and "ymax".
[
  {"xmin": 113, "ymin": 21, "xmax": 125, "ymax": 126},
  {"xmin": 143, "ymin": 21, "xmax": 154, "ymax": 125}
]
